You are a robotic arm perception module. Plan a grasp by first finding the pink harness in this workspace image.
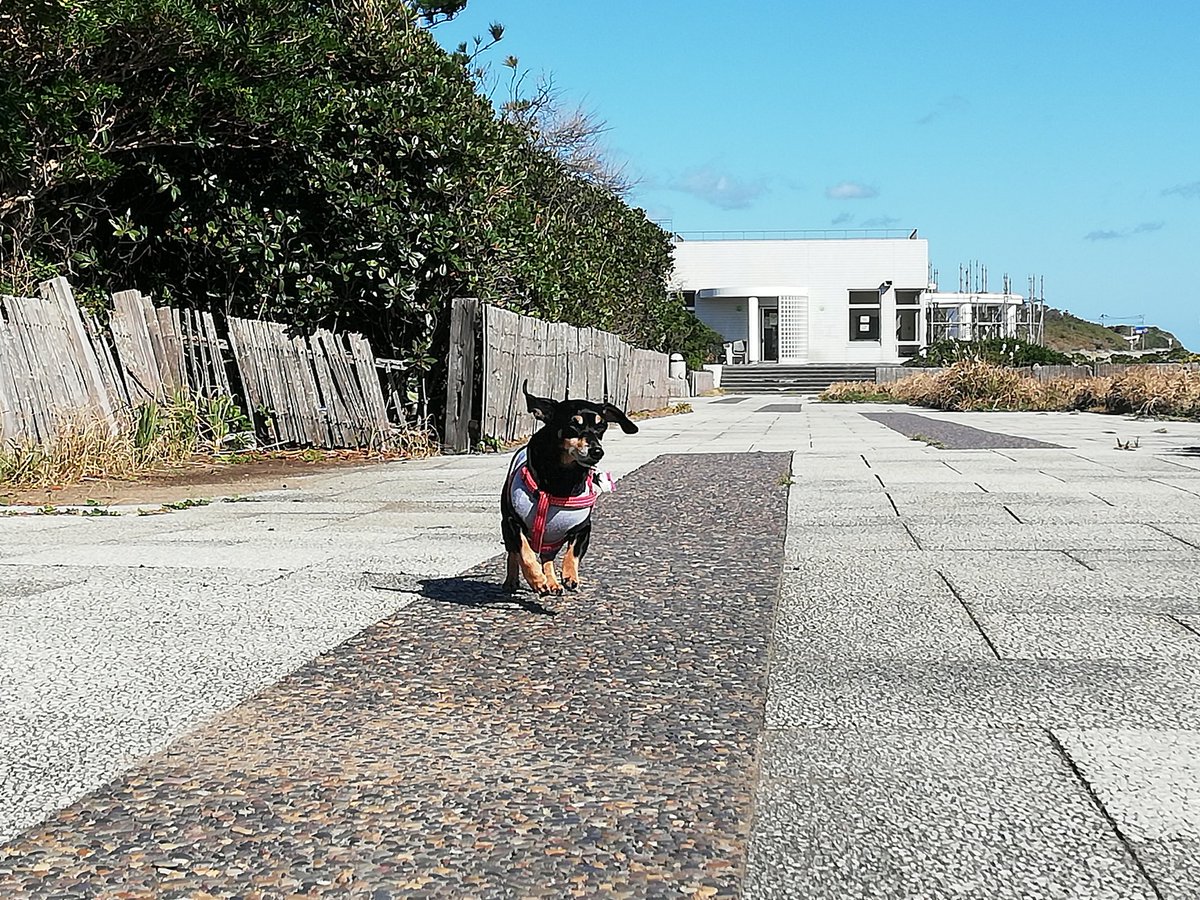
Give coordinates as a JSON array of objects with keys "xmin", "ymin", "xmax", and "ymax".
[{"xmin": 506, "ymin": 449, "xmax": 601, "ymax": 560}]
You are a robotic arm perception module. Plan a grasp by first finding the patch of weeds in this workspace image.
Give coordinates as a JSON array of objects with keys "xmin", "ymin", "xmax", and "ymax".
[
  {"xmin": 162, "ymin": 497, "xmax": 212, "ymax": 511},
  {"xmin": 221, "ymin": 495, "xmax": 262, "ymax": 504},
  {"xmin": 36, "ymin": 504, "xmax": 74, "ymax": 516},
  {"xmin": 300, "ymin": 449, "xmax": 325, "ymax": 462},
  {"xmin": 777, "ymin": 473, "xmax": 795, "ymax": 486},
  {"xmin": 910, "ymin": 433, "xmax": 947, "ymax": 449},
  {"xmin": 215, "ymin": 452, "xmax": 255, "ymax": 465},
  {"xmin": 475, "ymin": 435, "xmax": 504, "ymax": 453},
  {"xmin": 81, "ymin": 507, "xmax": 118, "ymax": 517}
]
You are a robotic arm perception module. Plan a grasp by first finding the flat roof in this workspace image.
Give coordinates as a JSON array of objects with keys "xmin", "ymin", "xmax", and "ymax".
[{"xmin": 674, "ymin": 228, "xmax": 920, "ymax": 241}]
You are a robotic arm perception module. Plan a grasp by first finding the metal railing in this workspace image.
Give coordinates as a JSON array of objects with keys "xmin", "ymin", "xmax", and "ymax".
[{"xmin": 674, "ymin": 228, "xmax": 917, "ymax": 241}]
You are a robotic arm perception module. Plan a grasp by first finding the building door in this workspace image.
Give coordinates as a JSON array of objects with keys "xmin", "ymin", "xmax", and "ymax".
[{"xmin": 761, "ymin": 308, "xmax": 779, "ymax": 361}]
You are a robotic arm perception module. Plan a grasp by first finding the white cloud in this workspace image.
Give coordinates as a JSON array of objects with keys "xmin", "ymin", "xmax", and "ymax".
[
  {"xmin": 826, "ymin": 181, "xmax": 878, "ymax": 200},
  {"xmin": 669, "ymin": 167, "xmax": 767, "ymax": 210}
]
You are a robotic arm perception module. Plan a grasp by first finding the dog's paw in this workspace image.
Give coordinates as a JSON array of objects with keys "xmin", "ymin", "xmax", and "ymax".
[
  {"xmin": 563, "ymin": 577, "xmax": 579, "ymax": 592},
  {"xmin": 503, "ymin": 580, "xmax": 520, "ymax": 594}
]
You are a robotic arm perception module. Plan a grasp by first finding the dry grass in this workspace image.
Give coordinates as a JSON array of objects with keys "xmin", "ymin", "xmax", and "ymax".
[
  {"xmin": 1, "ymin": 393, "xmax": 439, "ymax": 489},
  {"xmin": 820, "ymin": 360, "xmax": 1200, "ymax": 419}
]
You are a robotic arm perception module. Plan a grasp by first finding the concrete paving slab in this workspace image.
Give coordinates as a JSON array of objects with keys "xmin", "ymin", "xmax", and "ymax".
[
  {"xmin": 943, "ymin": 565, "xmax": 1200, "ymax": 615},
  {"xmin": 775, "ymin": 579, "xmax": 991, "ymax": 661},
  {"xmin": 0, "ymin": 566, "xmax": 89, "ymax": 602},
  {"xmin": 785, "ymin": 523, "xmax": 917, "ymax": 553},
  {"xmin": 1002, "ymin": 501, "xmax": 1200, "ymax": 525},
  {"xmin": 979, "ymin": 613, "xmax": 1200, "ymax": 661},
  {"xmin": 1153, "ymin": 522, "xmax": 1200, "ymax": 549},
  {"xmin": 1055, "ymin": 729, "xmax": 1200, "ymax": 840},
  {"xmin": 3, "ymin": 542, "xmax": 334, "ymax": 572},
  {"xmin": 767, "ymin": 659, "xmax": 1200, "ymax": 730},
  {"xmin": 744, "ymin": 728, "xmax": 1155, "ymax": 900},
  {"xmin": 907, "ymin": 522, "xmax": 1179, "ymax": 551}
]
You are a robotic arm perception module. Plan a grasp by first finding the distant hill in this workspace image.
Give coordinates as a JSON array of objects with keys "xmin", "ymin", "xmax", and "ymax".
[{"xmin": 1042, "ymin": 308, "xmax": 1185, "ymax": 354}]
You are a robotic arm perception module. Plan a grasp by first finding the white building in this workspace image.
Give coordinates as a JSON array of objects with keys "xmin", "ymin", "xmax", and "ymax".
[{"xmin": 670, "ymin": 234, "xmax": 1028, "ymax": 365}]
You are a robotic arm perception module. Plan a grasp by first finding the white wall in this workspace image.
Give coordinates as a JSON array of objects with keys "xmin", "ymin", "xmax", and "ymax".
[{"xmin": 673, "ymin": 238, "xmax": 929, "ymax": 364}]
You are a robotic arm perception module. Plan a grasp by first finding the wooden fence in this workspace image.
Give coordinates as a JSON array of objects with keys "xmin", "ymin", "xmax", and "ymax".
[
  {"xmin": 443, "ymin": 299, "xmax": 670, "ymax": 451},
  {"xmin": 0, "ymin": 278, "xmax": 390, "ymax": 450},
  {"xmin": 1, "ymin": 279, "xmax": 119, "ymax": 444},
  {"xmin": 226, "ymin": 318, "xmax": 388, "ymax": 447}
]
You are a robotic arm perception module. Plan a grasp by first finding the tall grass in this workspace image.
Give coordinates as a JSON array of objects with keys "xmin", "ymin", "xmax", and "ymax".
[
  {"xmin": 1, "ymin": 393, "xmax": 253, "ymax": 488},
  {"xmin": 821, "ymin": 360, "xmax": 1200, "ymax": 419}
]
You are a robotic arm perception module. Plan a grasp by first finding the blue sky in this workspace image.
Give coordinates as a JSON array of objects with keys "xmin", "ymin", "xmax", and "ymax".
[{"xmin": 433, "ymin": 1, "xmax": 1200, "ymax": 348}]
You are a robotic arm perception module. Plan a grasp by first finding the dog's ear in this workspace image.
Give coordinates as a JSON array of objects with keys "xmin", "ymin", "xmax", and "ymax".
[
  {"xmin": 600, "ymin": 403, "xmax": 639, "ymax": 434},
  {"xmin": 523, "ymin": 380, "xmax": 559, "ymax": 423}
]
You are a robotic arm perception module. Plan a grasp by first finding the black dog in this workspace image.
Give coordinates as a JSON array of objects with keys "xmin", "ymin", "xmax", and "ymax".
[{"xmin": 500, "ymin": 381, "xmax": 638, "ymax": 596}]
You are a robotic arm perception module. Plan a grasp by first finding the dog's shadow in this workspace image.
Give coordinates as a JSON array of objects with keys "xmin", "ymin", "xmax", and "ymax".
[{"xmin": 369, "ymin": 571, "xmax": 557, "ymax": 616}]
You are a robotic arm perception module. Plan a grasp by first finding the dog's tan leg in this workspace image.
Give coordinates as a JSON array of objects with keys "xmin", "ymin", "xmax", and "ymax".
[
  {"xmin": 561, "ymin": 544, "xmax": 581, "ymax": 591},
  {"xmin": 541, "ymin": 560, "xmax": 563, "ymax": 595},
  {"xmin": 503, "ymin": 552, "xmax": 521, "ymax": 593},
  {"xmin": 517, "ymin": 533, "xmax": 551, "ymax": 595}
]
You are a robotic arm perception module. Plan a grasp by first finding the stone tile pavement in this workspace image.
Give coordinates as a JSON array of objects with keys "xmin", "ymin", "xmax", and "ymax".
[{"xmin": 1, "ymin": 396, "xmax": 1199, "ymax": 896}]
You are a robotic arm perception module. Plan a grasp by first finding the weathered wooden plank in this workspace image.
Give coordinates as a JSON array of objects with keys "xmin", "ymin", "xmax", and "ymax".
[
  {"xmin": 0, "ymin": 298, "xmax": 45, "ymax": 443},
  {"xmin": 82, "ymin": 312, "xmax": 130, "ymax": 410},
  {"xmin": 110, "ymin": 290, "xmax": 158, "ymax": 404},
  {"xmin": 202, "ymin": 312, "xmax": 232, "ymax": 397},
  {"xmin": 0, "ymin": 306, "xmax": 29, "ymax": 442},
  {"xmin": 443, "ymin": 297, "xmax": 479, "ymax": 452},
  {"xmin": 308, "ymin": 333, "xmax": 345, "ymax": 447},
  {"xmin": 349, "ymin": 334, "xmax": 390, "ymax": 434},
  {"xmin": 285, "ymin": 332, "xmax": 319, "ymax": 446},
  {"xmin": 323, "ymin": 330, "xmax": 371, "ymax": 445},
  {"xmin": 8, "ymin": 297, "xmax": 61, "ymax": 442},
  {"xmin": 154, "ymin": 306, "xmax": 184, "ymax": 393},
  {"xmin": 40, "ymin": 278, "xmax": 120, "ymax": 426}
]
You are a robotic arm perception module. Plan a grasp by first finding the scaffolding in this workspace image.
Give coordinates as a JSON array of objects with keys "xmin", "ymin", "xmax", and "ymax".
[{"xmin": 923, "ymin": 270, "xmax": 1046, "ymax": 345}]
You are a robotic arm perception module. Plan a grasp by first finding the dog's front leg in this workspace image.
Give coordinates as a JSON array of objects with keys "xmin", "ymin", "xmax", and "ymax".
[
  {"xmin": 503, "ymin": 553, "xmax": 521, "ymax": 593},
  {"xmin": 541, "ymin": 560, "xmax": 563, "ymax": 595},
  {"xmin": 561, "ymin": 543, "xmax": 581, "ymax": 591},
  {"xmin": 517, "ymin": 533, "xmax": 552, "ymax": 595}
]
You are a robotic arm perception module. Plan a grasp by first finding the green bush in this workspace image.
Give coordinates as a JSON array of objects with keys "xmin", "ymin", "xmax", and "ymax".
[
  {"xmin": 906, "ymin": 339, "xmax": 1074, "ymax": 368},
  {"xmin": 0, "ymin": 0, "xmax": 691, "ymax": 418}
]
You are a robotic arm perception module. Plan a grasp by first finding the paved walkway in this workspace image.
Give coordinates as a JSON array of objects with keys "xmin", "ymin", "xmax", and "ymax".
[{"xmin": 2, "ymin": 398, "xmax": 1199, "ymax": 897}]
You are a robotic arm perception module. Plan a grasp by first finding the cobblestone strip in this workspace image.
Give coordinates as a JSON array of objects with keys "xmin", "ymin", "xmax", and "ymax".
[
  {"xmin": 0, "ymin": 452, "xmax": 790, "ymax": 899},
  {"xmin": 861, "ymin": 412, "xmax": 1063, "ymax": 449}
]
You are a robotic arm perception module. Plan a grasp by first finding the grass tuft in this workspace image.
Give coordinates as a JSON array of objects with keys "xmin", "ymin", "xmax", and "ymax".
[{"xmin": 820, "ymin": 360, "xmax": 1200, "ymax": 419}]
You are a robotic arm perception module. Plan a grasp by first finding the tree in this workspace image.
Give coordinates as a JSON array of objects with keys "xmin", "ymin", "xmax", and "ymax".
[{"xmin": 1, "ymin": 0, "xmax": 715, "ymax": 420}]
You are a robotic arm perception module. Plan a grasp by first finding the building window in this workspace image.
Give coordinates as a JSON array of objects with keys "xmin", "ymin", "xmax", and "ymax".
[
  {"xmin": 896, "ymin": 289, "xmax": 921, "ymax": 306},
  {"xmin": 973, "ymin": 303, "xmax": 1004, "ymax": 340},
  {"xmin": 928, "ymin": 306, "xmax": 960, "ymax": 342},
  {"xmin": 896, "ymin": 308, "xmax": 918, "ymax": 343},
  {"xmin": 681, "ymin": 290, "xmax": 696, "ymax": 310},
  {"xmin": 848, "ymin": 289, "xmax": 880, "ymax": 341}
]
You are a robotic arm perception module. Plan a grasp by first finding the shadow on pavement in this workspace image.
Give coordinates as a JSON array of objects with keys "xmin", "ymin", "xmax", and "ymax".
[{"xmin": 416, "ymin": 572, "xmax": 557, "ymax": 616}]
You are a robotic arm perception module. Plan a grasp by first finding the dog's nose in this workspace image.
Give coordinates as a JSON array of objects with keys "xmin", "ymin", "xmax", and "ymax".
[{"xmin": 588, "ymin": 444, "xmax": 604, "ymax": 462}]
